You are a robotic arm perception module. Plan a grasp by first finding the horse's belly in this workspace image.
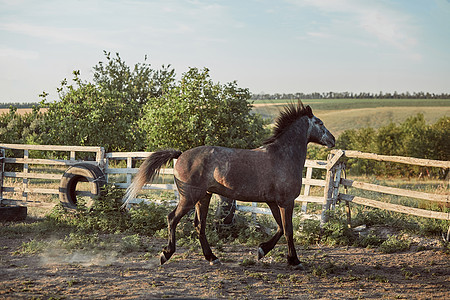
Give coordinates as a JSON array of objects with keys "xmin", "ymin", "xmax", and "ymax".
[{"xmin": 208, "ymin": 181, "xmax": 301, "ymax": 203}]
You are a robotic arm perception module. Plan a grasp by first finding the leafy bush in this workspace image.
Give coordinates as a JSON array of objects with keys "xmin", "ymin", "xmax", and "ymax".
[
  {"xmin": 120, "ymin": 234, "xmax": 146, "ymax": 253},
  {"xmin": 336, "ymin": 114, "xmax": 449, "ymax": 177},
  {"xmin": 0, "ymin": 106, "xmax": 43, "ymax": 147},
  {"xmin": 47, "ymin": 185, "xmax": 170, "ymax": 239},
  {"xmin": 379, "ymin": 235, "xmax": 411, "ymax": 253},
  {"xmin": 128, "ymin": 202, "xmax": 169, "ymax": 236},
  {"xmin": 139, "ymin": 67, "xmax": 270, "ymax": 151},
  {"xmin": 355, "ymin": 232, "xmax": 384, "ymax": 248},
  {"xmin": 294, "ymin": 210, "xmax": 356, "ymax": 247},
  {"xmin": 40, "ymin": 71, "xmax": 145, "ymax": 152}
]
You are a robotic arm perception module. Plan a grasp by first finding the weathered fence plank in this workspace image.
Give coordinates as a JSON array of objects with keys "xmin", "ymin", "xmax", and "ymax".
[
  {"xmin": 338, "ymin": 150, "xmax": 450, "ymax": 168},
  {"xmin": 339, "ymin": 194, "xmax": 449, "ymax": 220},
  {"xmin": 105, "ymin": 168, "xmax": 174, "ymax": 175},
  {"xmin": 341, "ymin": 178, "xmax": 448, "ymax": 203},
  {"xmin": 0, "ymin": 143, "xmax": 102, "ymax": 152},
  {"xmin": 4, "ymin": 158, "xmax": 98, "ymax": 166},
  {"xmin": 3, "ymin": 172, "xmax": 61, "ymax": 180}
]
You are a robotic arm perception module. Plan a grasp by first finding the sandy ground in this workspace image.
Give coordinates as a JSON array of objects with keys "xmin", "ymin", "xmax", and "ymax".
[{"xmin": 1, "ymin": 233, "xmax": 449, "ymax": 299}]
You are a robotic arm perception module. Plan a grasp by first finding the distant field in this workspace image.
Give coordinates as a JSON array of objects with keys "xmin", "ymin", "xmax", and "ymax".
[
  {"xmin": 252, "ymin": 99, "xmax": 450, "ymax": 136},
  {"xmin": 0, "ymin": 108, "xmax": 48, "ymax": 115}
]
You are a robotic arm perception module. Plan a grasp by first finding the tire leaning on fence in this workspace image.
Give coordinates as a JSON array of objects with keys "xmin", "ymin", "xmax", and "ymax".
[{"xmin": 59, "ymin": 163, "xmax": 106, "ymax": 210}]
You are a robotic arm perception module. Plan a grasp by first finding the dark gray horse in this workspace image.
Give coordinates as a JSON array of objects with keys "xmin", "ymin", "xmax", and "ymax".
[{"xmin": 123, "ymin": 102, "xmax": 335, "ymax": 268}]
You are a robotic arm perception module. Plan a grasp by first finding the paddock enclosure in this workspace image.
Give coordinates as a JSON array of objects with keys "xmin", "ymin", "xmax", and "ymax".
[{"xmin": 1, "ymin": 143, "xmax": 448, "ymax": 226}]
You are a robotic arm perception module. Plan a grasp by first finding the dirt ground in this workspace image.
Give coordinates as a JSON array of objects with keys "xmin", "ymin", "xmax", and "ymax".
[{"xmin": 0, "ymin": 232, "xmax": 449, "ymax": 300}]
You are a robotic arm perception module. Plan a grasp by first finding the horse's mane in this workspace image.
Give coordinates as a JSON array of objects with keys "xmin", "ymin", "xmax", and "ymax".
[{"xmin": 263, "ymin": 101, "xmax": 313, "ymax": 145}]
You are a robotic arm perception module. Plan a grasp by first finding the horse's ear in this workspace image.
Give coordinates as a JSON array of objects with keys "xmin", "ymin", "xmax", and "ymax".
[{"xmin": 305, "ymin": 105, "xmax": 313, "ymax": 117}]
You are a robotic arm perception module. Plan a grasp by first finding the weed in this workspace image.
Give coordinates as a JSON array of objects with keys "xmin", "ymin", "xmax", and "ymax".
[
  {"xmin": 267, "ymin": 246, "xmax": 285, "ymax": 263},
  {"xmin": 276, "ymin": 273, "xmax": 288, "ymax": 283},
  {"xmin": 128, "ymin": 202, "xmax": 169, "ymax": 236},
  {"xmin": 310, "ymin": 261, "xmax": 338, "ymax": 278},
  {"xmin": 66, "ymin": 279, "xmax": 79, "ymax": 287},
  {"xmin": 120, "ymin": 234, "xmax": 145, "ymax": 253},
  {"xmin": 379, "ymin": 235, "xmax": 411, "ymax": 253},
  {"xmin": 60, "ymin": 232, "xmax": 101, "ymax": 251},
  {"xmin": 245, "ymin": 271, "xmax": 268, "ymax": 281},
  {"xmin": 355, "ymin": 232, "xmax": 384, "ymax": 248},
  {"xmin": 14, "ymin": 240, "xmax": 47, "ymax": 255},
  {"xmin": 240, "ymin": 258, "xmax": 256, "ymax": 266},
  {"xmin": 311, "ymin": 265, "xmax": 328, "ymax": 278},
  {"xmin": 401, "ymin": 268, "xmax": 414, "ymax": 280},
  {"xmin": 296, "ymin": 209, "xmax": 356, "ymax": 247},
  {"xmin": 367, "ymin": 274, "xmax": 389, "ymax": 283}
]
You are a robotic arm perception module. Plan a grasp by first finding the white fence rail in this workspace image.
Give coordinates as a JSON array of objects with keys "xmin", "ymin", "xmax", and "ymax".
[{"xmin": 0, "ymin": 143, "xmax": 104, "ymax": 206}]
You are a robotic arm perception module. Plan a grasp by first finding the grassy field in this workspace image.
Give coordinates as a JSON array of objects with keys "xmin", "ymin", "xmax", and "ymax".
[{"xmin": 252, "ymin": 99, "xmax": 450, "ymax": 136}]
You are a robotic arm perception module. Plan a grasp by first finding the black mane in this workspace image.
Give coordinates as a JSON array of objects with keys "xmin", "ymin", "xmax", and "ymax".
[{"xmin": 263, "ymin": 101, "xmax": 313, "ymax": 145}]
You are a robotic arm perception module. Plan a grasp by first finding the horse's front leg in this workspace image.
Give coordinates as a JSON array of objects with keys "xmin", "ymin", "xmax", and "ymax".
[
  {"xmin": 280, "ymin": 202, "xmax": 303, "ymax": 269},
  {"xmin": 194, "ymin": 194, "xmax": 220, "ymax": 265}
]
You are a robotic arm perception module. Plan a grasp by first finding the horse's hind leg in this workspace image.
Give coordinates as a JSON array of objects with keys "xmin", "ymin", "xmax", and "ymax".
[
  {"xmin": 194, "ymin": 194, "xmax": 220, "ymax": 265},
  {"xmin": 161, "ymin": 196, "xmax": 195, "ymax": 265},
  {"xmin": 258, "ymin": 201, "xmax": 284, "ymax": 260}
]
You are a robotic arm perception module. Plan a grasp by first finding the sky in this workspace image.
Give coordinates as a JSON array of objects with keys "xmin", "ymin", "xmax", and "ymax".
[{"xmin": 1, "ymin": 0, "xmax": 449, "ymax": 103}]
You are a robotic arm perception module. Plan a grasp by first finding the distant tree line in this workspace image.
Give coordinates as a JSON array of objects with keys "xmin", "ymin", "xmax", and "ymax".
[
  {"xmin": 252, "ymin": 91, "xmax": 450, "ymax": 100},
  {"xmin": 0, "ymin": 103, "xmax": 41, "ymax": 109}
]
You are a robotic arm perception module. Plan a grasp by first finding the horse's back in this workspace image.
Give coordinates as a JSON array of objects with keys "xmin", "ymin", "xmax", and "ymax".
[{"xmin": 174, "ymin": 145, "xmax": 292, "ymax": 201}]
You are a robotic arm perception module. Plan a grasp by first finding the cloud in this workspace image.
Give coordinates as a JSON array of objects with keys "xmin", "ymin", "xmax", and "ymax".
[{"xmin": 288, "ymin": 0, "xmax": 421, "ymax": 59}]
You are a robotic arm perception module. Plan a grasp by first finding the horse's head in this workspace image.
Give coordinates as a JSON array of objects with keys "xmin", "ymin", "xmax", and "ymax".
[{"xmin": 305, "ymin": 106, "xmax": 335, "ymax": 148}]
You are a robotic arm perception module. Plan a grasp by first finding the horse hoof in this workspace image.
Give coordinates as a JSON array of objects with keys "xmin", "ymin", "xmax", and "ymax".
[
  {"xmin": 160, "ymin": 252, "xmax": 168, "ymax": 265},
  {"xmin": 257, "ymin": 247, "xmax": 265, "ymax": 260},
  {"xmin": 210, "ymin": 259, "xmax": 221, "ymax": 266}
]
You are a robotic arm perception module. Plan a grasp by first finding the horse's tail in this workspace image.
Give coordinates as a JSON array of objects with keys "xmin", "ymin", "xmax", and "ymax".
[{"xmin": 122, "ymin": 149, "xmax": 182, "ymax": 208}]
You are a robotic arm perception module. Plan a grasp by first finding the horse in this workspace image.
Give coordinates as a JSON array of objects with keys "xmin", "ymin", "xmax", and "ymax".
[{"xmin": 123, "ymin": 101, "xmax": 335, "ymax": 268}]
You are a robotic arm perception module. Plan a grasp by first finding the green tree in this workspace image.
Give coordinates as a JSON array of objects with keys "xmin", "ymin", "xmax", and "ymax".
[
  {"xmin": 426, "ymin": 117, "xmax": 450, "ymax": 161},
  {"xmin": 39, "ymin": 52, "xmax": 176, "ymax": 152},
  {"xmin": 40, "ymin": 71, "xmax": 144, "ymax": 152},
  {"xmin": 139, "ymin": 67, "xmax": 269, "ymax": 151},
  {"xmin": 92, "ymin": 51, "xmax": 175, "ymax": 105},
  {"xmin": 0, "ymin": 105, "xmax": 43, "ymax": 145}
]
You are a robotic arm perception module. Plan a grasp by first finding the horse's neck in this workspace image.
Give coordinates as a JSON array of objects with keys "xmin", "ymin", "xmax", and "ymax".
[{"xmin": 269, "ymin": 118, "xmax": 309, "ymax": 166}]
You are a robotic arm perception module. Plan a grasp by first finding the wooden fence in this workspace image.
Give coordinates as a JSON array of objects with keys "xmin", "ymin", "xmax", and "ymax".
[
  {"xmin": 0, "ymin": 143, "xmax": 104, "ymax": 207},
  {"xmin": 1, "ymin": 144, "xmax": 448, "ymax": 224},
  {"xmin": 0, "ymin": 144, "xmax": 337, "ymax": 221},
  {"xmin": 333, "ymin": 150, "xmax": 450, "ymax": 225}
]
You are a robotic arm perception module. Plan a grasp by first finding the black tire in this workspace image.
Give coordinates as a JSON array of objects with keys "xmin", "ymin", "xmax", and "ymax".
[
  {"xmin": 59, "ymin": 163, "xmax": 106, "ymax": 210},
  {"xmin": 0, "ymin": 206, "xmax": 27, "ymax": 222}
]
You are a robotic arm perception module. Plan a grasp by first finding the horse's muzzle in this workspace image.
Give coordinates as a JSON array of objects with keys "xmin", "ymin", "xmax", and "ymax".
[{"xmin": 324, "ymin": 133, "xmax": 336, "ymax": 148}]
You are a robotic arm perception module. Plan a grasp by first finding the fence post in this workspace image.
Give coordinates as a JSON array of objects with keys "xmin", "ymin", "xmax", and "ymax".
[
  {"xmin": 321, "ymin": 162, "xmax": 336, "ymax": 226},
  {"xmin": 301, "ymin": 167, "xmax": 313, "ymax": 213},
  {"xmin": 22, "ymin": 149, "xmax": 29, "ymax": 202},
  {"xmin": 321, "ymin": 150, "xmax": 344, "ymax": 225},
  {"xmin": 96, "ymin": 147, "xmax": 106, "ymax": 169},
  {"xmin": 0, "ymin": 148, "xmax": 4, "ymax": 204}
]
